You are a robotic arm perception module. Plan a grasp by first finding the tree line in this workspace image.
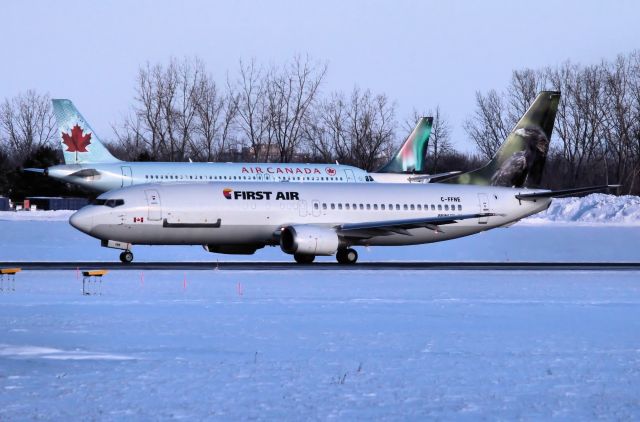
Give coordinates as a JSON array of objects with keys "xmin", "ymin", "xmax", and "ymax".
[{"xmin": 1, "ymin": 51, "xmax": 640, "ymax": 199}]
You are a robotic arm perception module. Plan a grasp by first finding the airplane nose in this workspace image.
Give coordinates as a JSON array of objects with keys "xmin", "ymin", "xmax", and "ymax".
[{"xmin": 69, "ymin": 209, "xmax": 93, "ymax": 234}]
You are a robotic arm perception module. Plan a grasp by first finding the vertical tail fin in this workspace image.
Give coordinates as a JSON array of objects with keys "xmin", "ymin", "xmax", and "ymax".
[
  {"xmin": 377, "ymin": 117, "xmax": 433, "ymax": 173},
  {"xmin": 52, "ymin": 99, "xmax": 120, "ymax": 164},
  {"xmin": 449, "ymin": 91, "xmax": 560, "ymax": 187}
]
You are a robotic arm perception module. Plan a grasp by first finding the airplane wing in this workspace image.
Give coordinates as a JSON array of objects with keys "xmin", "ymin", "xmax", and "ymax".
[
  {"xmin": 516, "ymin": 185, "xmax": 619, "ymax": 201},
  {"xmin": 336, "ymin": 212, "xmax": 495, "ymax": 239}
]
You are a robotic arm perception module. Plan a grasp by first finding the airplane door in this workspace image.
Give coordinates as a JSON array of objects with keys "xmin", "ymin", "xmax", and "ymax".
[
  {"xmin": 478, "ymin": 193, "xmax": 490, "ymax": 224},
  {"xmin": 299, "ymin": 200, "xmax": 308, "ymax": 217},
  {"xmin": 312, "ymin": 200, "xmax": 321, "ymax": 217},
  {"xmin": 121, "ymin": 166, "xmax": 133, "ymax": 187},
  {"xmin": 344, "ymin": 169, "xmax": 355, "ymax": 183},
  {"xmin": 145, "ymin": 189, "xmax": 162, "ymax": 221}
]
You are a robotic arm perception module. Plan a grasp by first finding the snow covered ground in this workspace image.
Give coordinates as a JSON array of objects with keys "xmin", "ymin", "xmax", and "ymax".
[
  {"xmin": 0, "ymin": 194, "xmax": 639, "ymax": 419},
  {"xmin": 1, "ymin": 269, "xmax": 640, "ymax": 420}
]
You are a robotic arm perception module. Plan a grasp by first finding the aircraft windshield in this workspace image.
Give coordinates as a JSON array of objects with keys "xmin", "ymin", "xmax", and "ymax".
[{"xmin": 92, "ymin": 198, "xmax": 125, "ymax": 208}]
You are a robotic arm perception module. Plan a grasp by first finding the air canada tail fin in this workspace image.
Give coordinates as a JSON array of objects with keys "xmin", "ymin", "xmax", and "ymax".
[
  {"xmin": 448, "ymin": 91, "xmax": 561, "ymax": 187},
  {"xmin": 52, "ymin": 99, "xmax": 121, "ymax": 164},
  {"xmin": 377, "ymin": 117, "xmax": 432, "ymax": 173}
]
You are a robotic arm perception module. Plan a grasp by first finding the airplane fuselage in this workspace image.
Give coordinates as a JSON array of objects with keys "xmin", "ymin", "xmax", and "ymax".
[
  {"xmin": 70, "ymin": 182, "xmax": 551, "ymax": 255},
  {"xmin": 47, "ymin": 162, "xmax": 377, "ymax": 192}
]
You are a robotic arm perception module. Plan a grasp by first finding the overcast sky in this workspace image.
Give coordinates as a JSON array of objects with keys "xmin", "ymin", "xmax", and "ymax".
[{"xmin": 2, "ymin": 0, "xmax": 638, "ymax": 150}]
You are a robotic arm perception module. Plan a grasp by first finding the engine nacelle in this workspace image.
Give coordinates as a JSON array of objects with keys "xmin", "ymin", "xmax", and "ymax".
[{"xmin": 280, "ymin": 225, "xmax": 339, "ymax": 256}]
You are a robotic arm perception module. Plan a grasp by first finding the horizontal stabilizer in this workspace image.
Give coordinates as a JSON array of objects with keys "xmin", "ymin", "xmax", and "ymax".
[
  {"xmin": 423, "ymin": 171, "xmax": 462, "ymax": 183},
  {"xmin": 23, "ymin": 168, "xmax": 45, "ymax": 174},
  {"xmin": 516, "ymin": 185, "xmax": 619, "ymax": 200}
]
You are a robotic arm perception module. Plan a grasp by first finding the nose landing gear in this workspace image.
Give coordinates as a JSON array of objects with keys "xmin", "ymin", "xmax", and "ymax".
[{"xmin": 119, "ymin": 250, "xmax": 134, "ymax": 263}]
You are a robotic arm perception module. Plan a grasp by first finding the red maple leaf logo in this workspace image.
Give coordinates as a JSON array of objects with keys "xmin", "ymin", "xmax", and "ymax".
[
  {"xmin": 62, "ymin": 125, "xmax": 92, "ymax": 153},
  {"xmin": 325, "ymin": 167, "xmax": 336, "ymax": 176}
]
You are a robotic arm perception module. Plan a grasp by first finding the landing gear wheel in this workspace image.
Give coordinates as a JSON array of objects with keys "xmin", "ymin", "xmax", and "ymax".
[
  {"xmin": 336, "ymin": 248, "xmax": 358, "ymax": 264},
  {"xmin": 120, "ymin": 250, "xmax": 134, "ymax": 264},
  {"xmin": 294, "ymin": 254, "xmax": 315, "ymax": 264}
]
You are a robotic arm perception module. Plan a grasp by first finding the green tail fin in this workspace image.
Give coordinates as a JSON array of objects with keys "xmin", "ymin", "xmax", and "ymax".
[
  {"xmin": 449, "ymin": 91, "xmax": 560, "ymax": 187},
  {"xmin": 377, "ymin": 117, "xmax": 433, "ymax": 173}
]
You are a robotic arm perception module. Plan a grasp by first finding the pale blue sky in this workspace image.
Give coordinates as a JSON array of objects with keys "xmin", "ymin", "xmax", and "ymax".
[{"xmin": 1, "ymin": 0, "xmax": 638, "ymax": 150}]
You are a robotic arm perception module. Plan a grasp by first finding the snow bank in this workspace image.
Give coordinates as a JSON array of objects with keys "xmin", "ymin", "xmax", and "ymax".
[
  {"xmin": 1, "ymin": 194, "xmax": 639, "ymax": 225},
  {"xmin": 0, "ymin": 210, "xmax": 73, "ymax": 221},
  {"xmin": 522, "ymin": 194, "xmax": 640, "ymax": 225}
]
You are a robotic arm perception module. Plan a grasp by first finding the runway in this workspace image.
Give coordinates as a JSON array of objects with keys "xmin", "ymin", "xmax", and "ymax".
[{"xmin": 2, "ymin": 261, "xmax": 640, "ymax": 271}]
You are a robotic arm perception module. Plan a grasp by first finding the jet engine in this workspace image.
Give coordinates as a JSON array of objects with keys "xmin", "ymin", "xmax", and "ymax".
[{"xmin": 280, "ymin": 225, "xmax": 339, "ymax": 256}]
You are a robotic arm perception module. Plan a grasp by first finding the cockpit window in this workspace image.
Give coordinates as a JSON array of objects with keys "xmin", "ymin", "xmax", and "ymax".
[{"xmin": 93, "ymin": 198, "xmax": 125, "ymax": 208}]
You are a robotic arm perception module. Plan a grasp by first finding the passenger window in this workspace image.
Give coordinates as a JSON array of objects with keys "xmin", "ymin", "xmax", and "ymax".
[
  {"xmin": 438, "ymin": 204, "xmax": 442, "ymax": 211},
  {"xmin": 431, "ymin": 204, "xmax": 435, "ymax": 211},
  {"xmin": 396, "ymin": 204, "xmax": 400, "ymax": 210},
  {"xmin": 345, "ymin": 204, "xmax": 350, "ymax": 210},
  {"xmin": 410, "ymin": 204, "xmax": 415, "ymax": 210},
  {"xmin": 381, "ymin": 204, "xmax": 385, "ymax": 210},
  {"xmin": 403, "ymin": 204, "xmax": 408, "ymax": 210},
  {"xmin": 331, "ymin": 204, "xmax": 335, "ymax": 210},
  {"xmin": 322, "ymin": 203, "xmax": 327, "ymax": 210},
  {"xmin": 458, "ymin": 205, "xmax": 462, "ymax": 211},
  {"xmin": 444, "ymin": 204, "xmax": 449, "ymax": 211},
  {"xmin": 313, "ymin": 203, "xmax": 319, "ymax": 209},
  {"xmin": 417, "ymin": 205, "xmax": 422, "ymax": 210},
  {"xmin": 359, "ymin": 204, "xmax": 364, "ymax": 210},
  {"xmin": 338, "ymin": 204, "xmax": 343, "ymax": 210},
  {"xmin": 374, "ymin": 204, "xmax": 378, "ymax": 210}
]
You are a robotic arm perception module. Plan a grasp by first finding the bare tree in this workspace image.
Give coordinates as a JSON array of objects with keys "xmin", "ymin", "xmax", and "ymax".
[
  {"xmin": 0, "ymin": 90, "xmax": 56, "ymax": 165},
  {"xmin": 235, "ymin": 59, "xmax": 273, "ymax": 162},
  {"xmin": 428, "ymin": 106, "xmax": 452, "ymax": 173},
  {"xmin": 266, "ymin": 55, "xmax": 327, "ymax": 162},
  {"xmin": 345, "ymin": 87, "xmax": 396, "ymax": 171},
  {"xmin": 125, "ymin": 57, "xmax": 209, "ymax": 161},
  {"xmin": 463, "ymin": 89, "xmax": 511, "ymax": 160},
  {"xmin": 304, "ymin": 92, "xmax": 347, "ymax": 162},
  {"xmin": 190, "ymin": 77, "xmax": 239, "ymax": 161}
]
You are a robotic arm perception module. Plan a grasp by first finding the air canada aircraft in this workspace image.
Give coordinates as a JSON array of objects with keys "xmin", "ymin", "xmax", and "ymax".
[
  {"xmin": 69, "ymin": 180, "xmax": 613, "ymax": 263},
  {"xmin": 26, "ymin": 100, "xmax": 444, "ymax": 191}
]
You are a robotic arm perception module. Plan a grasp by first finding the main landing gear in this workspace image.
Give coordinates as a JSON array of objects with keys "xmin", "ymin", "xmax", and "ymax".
[
  {"xmin": 294, "ymin": 253, "xmax": 315, "ymax": 264},
  {"xmin": 336, "ymin": 248, "xmax": 358, "ymax": 265},
  {"xmin": 292, "ymin": 248, "xmax": 359, "ymax": 264},
  {"xmin": 119, "ymin": 250, "xmax": 134, "ymax": 264}
]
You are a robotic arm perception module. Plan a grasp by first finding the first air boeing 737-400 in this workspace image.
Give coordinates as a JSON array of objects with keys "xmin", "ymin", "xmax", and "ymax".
[{"xmin": 67, "ymin": 91, "xmax": 614, "ymax": 264}]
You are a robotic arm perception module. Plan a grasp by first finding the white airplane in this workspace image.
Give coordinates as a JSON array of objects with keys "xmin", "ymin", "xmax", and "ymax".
[
  {"xmin": 68, "ymin": 180, "xmax": 612, "ymax": 263},
  {"xmin": 26, "ymin": 100, "xmax": 445, "ymax": 191}
]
